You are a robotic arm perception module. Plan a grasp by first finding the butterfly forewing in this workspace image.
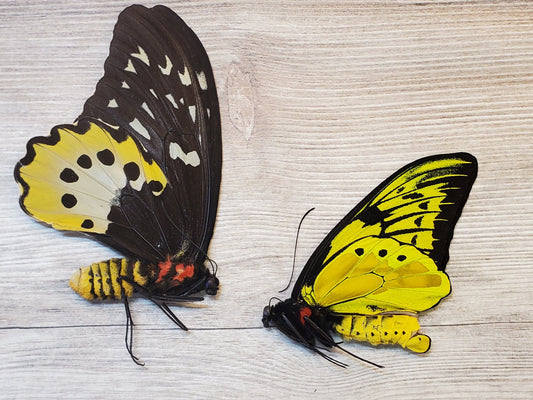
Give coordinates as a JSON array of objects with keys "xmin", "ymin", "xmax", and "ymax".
[{"xmin": 81, "ymin": 5, "xmax": 221, "ymax": 264}]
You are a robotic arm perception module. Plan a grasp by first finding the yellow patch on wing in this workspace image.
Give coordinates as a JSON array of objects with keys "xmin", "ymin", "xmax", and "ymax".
[
  {"xmin": 17, "ymin": 121, "xmax": 167, "ymax": 234},
  {"xmin": 302, "ymin": 236, "xmax": 450, "ymax": 314}
]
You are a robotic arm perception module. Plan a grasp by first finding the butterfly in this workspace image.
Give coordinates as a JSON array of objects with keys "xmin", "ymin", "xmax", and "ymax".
[
  {"xmin": 14, "ymin": 5, "xmax": 221, "ymax": 365},
  {"xmin": 263, "ymin": 153, "xmax": 477, "ymax": 368}
]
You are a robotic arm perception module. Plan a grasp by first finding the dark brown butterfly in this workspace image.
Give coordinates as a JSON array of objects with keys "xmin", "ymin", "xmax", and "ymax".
[{"xmin": 14, "ymin": 5, "xmax": 221, "ymax": 365}]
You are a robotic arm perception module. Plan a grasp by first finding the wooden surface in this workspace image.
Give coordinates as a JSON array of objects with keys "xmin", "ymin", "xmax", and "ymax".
[{"xmin": 1, "ymin": 1, "xmax": 532, "ymax": 398}]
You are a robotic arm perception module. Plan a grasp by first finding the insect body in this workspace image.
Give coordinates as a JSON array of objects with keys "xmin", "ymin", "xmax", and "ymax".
[
  {"xmin": 335, "ymin": 314, "xmax": 430, "ymax": 353},
  {"xmin": 263, "ymin": 153, "xmax": 477, "ymax": 367},
  {"xmin": 14, "ymin": 5, "xmax": 221, "ymax": 364}
]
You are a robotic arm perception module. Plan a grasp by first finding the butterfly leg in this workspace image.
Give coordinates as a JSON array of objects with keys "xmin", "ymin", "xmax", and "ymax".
[
  {"xmin": 123, "ymin": 294, "xmax": 145, "ymax": 366},
  {"xmin": 280, "ymin": 312, "xmax": 349, "ymax": 368},
  {"xmin": 150, "ymin": 299, "xmax": 188, "ymax": 331},
  {"xmin": 303, "ymin": 316, "xmax": 384, "ymax": 369},
  {"xmin": 119, "ymin": 275, "xmax": 190, "ymax": 331}
]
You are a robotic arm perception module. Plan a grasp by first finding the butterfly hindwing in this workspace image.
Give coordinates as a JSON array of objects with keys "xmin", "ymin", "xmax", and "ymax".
[
  {"xmin": 15, "ymin": 118, "xmax": 168, "ymax": 238},
  {"xmin": 301, "ymin": 236, "xmax": 451, "ymax": 314},
  {"xmin": 293, "ymin": 153, "xmax": 477, "ymax": 302}
]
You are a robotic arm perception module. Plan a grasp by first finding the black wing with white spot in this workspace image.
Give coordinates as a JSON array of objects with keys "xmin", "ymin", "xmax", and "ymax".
[{"xmin": 80, "ymin": 5, "xmax": 221, "ymax": 263}]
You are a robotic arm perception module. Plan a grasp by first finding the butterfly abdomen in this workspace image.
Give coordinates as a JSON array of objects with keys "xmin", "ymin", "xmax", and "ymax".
[
  {"xmin": 69, "ymin": 258, "xmax": 149, "ymax": 300},
  {"xmin": 335, "ymin": 314, "xmax": 431, "ymax": 353}
]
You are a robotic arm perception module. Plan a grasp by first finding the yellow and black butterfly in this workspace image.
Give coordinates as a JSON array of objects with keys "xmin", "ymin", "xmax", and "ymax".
[
  {"xmin": 263, "ymin": 153, "xmax": 477, "ymax": 367},
  {"xmin": 14, "ymin": 5, "xmax": 221, "ymax": 364}
]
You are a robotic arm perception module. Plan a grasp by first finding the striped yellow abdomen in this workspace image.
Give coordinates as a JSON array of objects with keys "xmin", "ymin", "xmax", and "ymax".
[
  {"xmin": 69, "ymin": 258, "xmax": 149, "ymax": 300},
  {"xmin": 335, "ymin": 314, "xmax": 431, "ymax": 353}
]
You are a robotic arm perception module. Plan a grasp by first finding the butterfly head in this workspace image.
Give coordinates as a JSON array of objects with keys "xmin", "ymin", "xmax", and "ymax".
[
  {"xmin": 263, "ymin": 298, "xmax": 383, "ymax": 368},
  {"xmin": 204, "ymin": 274, "xmax": 219, "ymax": 295},
  {"xmin": 202, "ymin": 256, "xmax": 219, "ymax": 295},
  {"xmin": 262, "ymin": 298, "xmax": 305, "ymax": 330},
  {"xmin": 263, "ymin": 298, "xmax": 335, "ymax": 348},
  {"xmin": 261, "ymin": 300, "xmax": 276, "ymax": 328}
]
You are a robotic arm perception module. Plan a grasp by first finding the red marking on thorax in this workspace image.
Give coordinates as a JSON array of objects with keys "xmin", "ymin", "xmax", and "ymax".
[
  {"xmin": 172, "ymin": 264, "xmax": 195, "ymax": 282},
  {"xmin": 299, "ymin": 307, "xmax": 312, "ymax": 325},
  {"xmin": 156, "ymin": 258, "xmax": 173, "ymax": 283}
]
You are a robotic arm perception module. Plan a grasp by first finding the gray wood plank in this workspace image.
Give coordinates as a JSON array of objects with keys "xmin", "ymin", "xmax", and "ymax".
[{"xmin": 1, "ymin": 1, "xmax": 532, "ymax": 398}]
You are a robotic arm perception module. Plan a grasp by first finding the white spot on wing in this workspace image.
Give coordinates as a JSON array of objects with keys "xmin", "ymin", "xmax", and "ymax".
[
  {"xmin": 97, "ymin": 119, "xmax": 120, "ymax": 130},
  {"xmin": 206, "ymin": 108, "xmax": 211, "ymax": 118},
  {"xmin": 129, "ymin": 176, "xmax": 144, "ymax": 191},
  {"xmin": 125, "ymin": 59, "xmax": 136, "ymax": 74},
  {"xmin": 166, "ymin": 94, "xmax": 179, "ymax": 109},
  {"xmin": 131, "ymin": 46, "xmax": 150, "ymax": 66},
  {"xmin": 159, "ymin": 55, "xmax": 173, "ymax": 75},
  {"xmin": 189, "ymin": 105, "xmax": 196, "ymax": 123},
  {"xmin": 108, "ymin": 99, "xmax": 118, "ymax": 108},
  {"xmin": 179, "ymin": 97, "xmax": 185, "ymax": 104},
  {"xmin": 179, "ymin": 67, "xmax": 192, "ymax": 86},
  {"xmin": 130, "ymin": 118, "xmax": 150, "ymax": 140},
  {"xmin": 150, "ymin": 89, "xmax": 158, "ymax": 98},
  {"xmin": 197, "ymin": 71, "xmax": 208, "ymax": 90},
  {"xmin": 169, "ymin": 142, "xmax": 200, "ymax": 167},
  {"xmin": 141, "ymin": 102, "xmax": 154, "ymax": 119},
  {"xmin": 121, "ymin": 81, "xmax": 130, "ymax": 89}
]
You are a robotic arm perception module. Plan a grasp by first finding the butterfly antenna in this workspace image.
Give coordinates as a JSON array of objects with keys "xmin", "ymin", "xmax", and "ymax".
[
  {"xmin": 279, "ymin": 207, "xmax": 315, "ymax": 293},
  {"xmin": 205, "ymin": 255, "xmax": 219, "ymax": 276},
  {"xmin": 269, "ymin": 297, "xmax": 282, "ymax": 308}
]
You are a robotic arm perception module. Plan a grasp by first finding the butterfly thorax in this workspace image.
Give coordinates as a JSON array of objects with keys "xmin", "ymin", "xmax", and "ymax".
[
  {"xmin": 262, "ymin": 298, "xmax": 339, "ymax": 349},
  {"xmin": 69, "ymin": 257, "xmax": 217, "ymax": 300}
]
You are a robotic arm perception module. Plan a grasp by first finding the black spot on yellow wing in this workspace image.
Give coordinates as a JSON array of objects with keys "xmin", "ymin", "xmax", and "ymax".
[
  {"xmin": 402, "ymin": 192, "xmax": 424, "ymax": 200},
  {"xmin": 81, "ymin": 219, "xmax": 94, "ymax": 229},
  {"xmin": 61, "ymin": 194, "xmax": 77, "ymax": 208},
  {"xmin": 123, "ymin": 162, "xmax": 140, "ymax": 181},
  {"xmin": 97, "ymin": 149, "xmax": 115, "ymax": 166},
  {"xmin": 60, "ymin": 168, "xmax": 79, "ymax": 183},
  {"xmin": 77, "ymin": 154, "xmax": 92, "ymax": 169}
]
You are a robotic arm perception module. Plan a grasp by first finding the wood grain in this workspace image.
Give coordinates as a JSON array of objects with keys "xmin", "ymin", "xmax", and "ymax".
[{"xmin": 1, "ymin": 1, "xmax": 532, "ymax": 398}]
